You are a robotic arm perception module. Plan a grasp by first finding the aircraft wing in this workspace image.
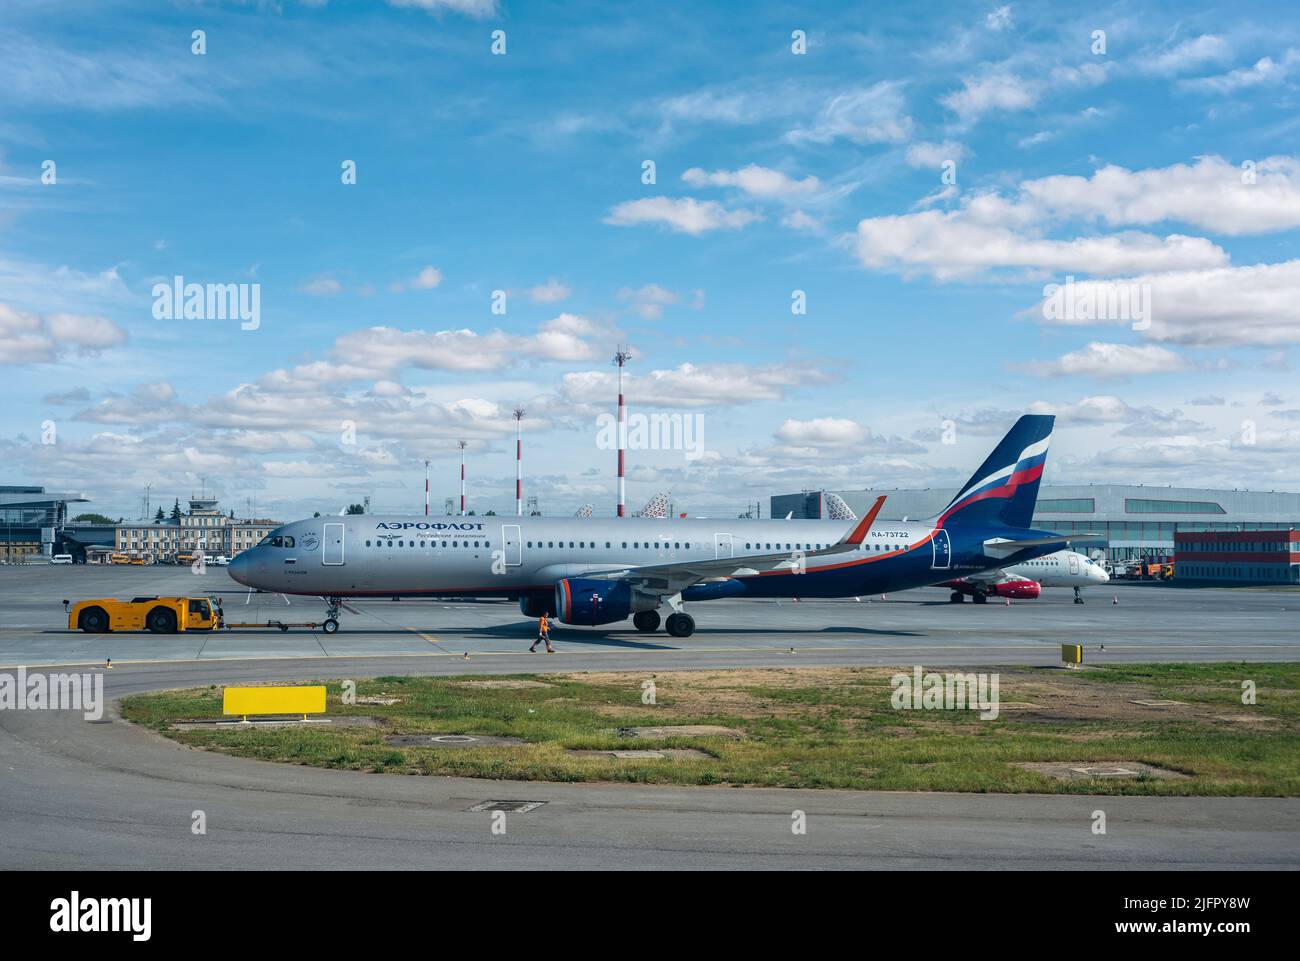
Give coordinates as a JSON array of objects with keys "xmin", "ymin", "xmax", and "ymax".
[
  {"xmin": 580, "ymin": 496, "xmax": 886, "ymax": 594},
  {"xmin": 982, "ymin": 533, "xmax": 1100, "ymax": 559}
]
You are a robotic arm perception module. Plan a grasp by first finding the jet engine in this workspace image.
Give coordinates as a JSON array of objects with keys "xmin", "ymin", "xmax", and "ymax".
[
  {"xmin": 992, "ymin": 579, "xmax": 1041, "ymax": 599},
  {"xmin": 554, "ymin": 577, "xmax": 658, "ymax": 626}
]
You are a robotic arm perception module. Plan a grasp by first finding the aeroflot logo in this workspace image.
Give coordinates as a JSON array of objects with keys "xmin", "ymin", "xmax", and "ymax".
[{"xmin": 375, "ymin": 522, "xmax": 485, "ymax": 531}]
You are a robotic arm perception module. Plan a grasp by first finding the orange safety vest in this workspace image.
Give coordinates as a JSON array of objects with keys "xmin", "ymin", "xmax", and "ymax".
[{"xmin": 539, "ymin": 616, "xmax": 549, "ymax": 634}]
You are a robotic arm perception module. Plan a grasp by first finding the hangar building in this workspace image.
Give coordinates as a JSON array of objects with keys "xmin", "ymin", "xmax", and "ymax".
[{"xmin": 770, "ymin": 485, "xmax": 1300, "ymax": 564}]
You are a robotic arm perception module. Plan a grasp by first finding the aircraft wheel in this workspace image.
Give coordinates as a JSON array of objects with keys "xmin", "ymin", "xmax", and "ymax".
[
  {"xmin": 972, "ymin": 591, "xmax": 988, "ymax": 605},
  {"xmin": 949, "ymin": 591, "xmax": 964, "ymax": 603},
  {"xmin": 633, "ymin": 610, "xmax": 661, "ymax": 632},
  {"xmin": 79, "ymin": 606, "xmax": 109, "ymax": 633},
  {"xmin": 664, "ymin": 612, "xmax": 695, "ymax": 638},
  {"xmin": 146, "ymin": 607, "xmax": 178, "ymax": 633},
  {"xmin": 322, "ymin": 618, "xmax": 340, "ymax": 634}
]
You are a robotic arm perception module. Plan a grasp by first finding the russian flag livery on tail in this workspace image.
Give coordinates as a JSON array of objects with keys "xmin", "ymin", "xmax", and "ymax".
[
  {"xmin": 230, "ymin": 413, "xmax": 1073, "ymax": 637},
  {"xmin": 933, "ymin": 415, "xmax": 1053, "ymax": 530}
]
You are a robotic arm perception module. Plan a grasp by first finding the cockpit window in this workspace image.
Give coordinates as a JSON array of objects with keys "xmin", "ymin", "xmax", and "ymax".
[{"xmin": 269, "ymin": 535, "xmax": 295, "ymax": 548}]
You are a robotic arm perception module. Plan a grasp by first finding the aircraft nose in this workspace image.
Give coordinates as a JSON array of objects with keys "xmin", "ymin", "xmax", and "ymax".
[{"xmin": 228, "ymin": 552, "xmax": 252, "ymax": 586}]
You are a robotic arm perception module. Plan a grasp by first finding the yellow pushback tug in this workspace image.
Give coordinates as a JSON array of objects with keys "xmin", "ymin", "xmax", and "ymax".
[{"xmin": 67, "ymin": 596, "xmax": 221, "ymax": 634}]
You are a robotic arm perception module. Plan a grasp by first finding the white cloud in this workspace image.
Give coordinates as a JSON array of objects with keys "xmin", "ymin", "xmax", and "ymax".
[
  {"xmin": 985, "ymin": 6, "xmax": 1013, "ymax": 31},
  {"xmin": 1016, "ymin": 342, "xmax": 1191, "ymax": 379},
  {"xmin": 560, "ymin": 361, "xmax": 829, "ymax": 410},
  {"xmin": 854, "ymin": 209, "xmax": 1226, "ymax": 280},
  {"xmin": 854, "ymin": 155, "xmax": 1300, "ymax": 279},
  {"xmin": 1030, "ymin": 259, "xmax": 1300, "ymax": 347},
  {"xmin": 785, "ymin": 82, "xmax": 914, "ymax": 145},
  {"xmin": 904, "ymin": 140, "xmax": 968, "ymax": 169},
  {"xmin": 617, "ymin": 284, "xmax": 680, "ymax": 320},
  {"xmin": 1181, "ymin": 49, "xmax": 1300, "ymax": 94},
  {"xmin": 333, "ymin": 316, "xmax": 597, "ymax": 373},
  {"xmin": 1019, "ymin": 155, "xmax": 1300, "ymax": 236},
  {"xmin": 299, "ymin": 275, "xmax": 343, "ymax": 296},
  {"xmin": 385, "ymin": 0, "xmax": 499, "ymax": 17},
  {"xmin": 682, "ymin": 164, "xmax": 820, "ymax": 199},
  {"xmin": 604, "ymin": 196, "xmax": 760, "ymax": 235},
  {"xmin": 773, "ymin": 417, "xmax": 868, "ymax": 447},
  {"xmin": 528, "ymin": 279, "xmax": 571, "ymax": 303},
  {"xmin": 0, "ymin": 303, "xmax": 127, "ymax": 364},
  {"xmin": 389, "ymin": 265, "xmax": 443, "ymax": 293},
  {"xmin": 75, "ymin": 382, "xmax": 185, "ymax": 425},
  {"xmin": 1018, "ymin": 131, "xmax": 1056, "ymax": 149},
  {"xmin": 940, "ymin": 73, "xmax": 1036, "ymax": 123},
  {"xmin": 1049, "ymin": 62, "xmax": 1111, "ymax": 89},
  {"xmin": 1142, "ymin": 34, "xmax": 1229, "ymax": 75},
  {"xmin": 781, "ymin": 209, "xmax": 822, "ymax": 231},
  {"xmin": 1028, "ymin": 395, "xmax": 1210, "ymax": 435}
]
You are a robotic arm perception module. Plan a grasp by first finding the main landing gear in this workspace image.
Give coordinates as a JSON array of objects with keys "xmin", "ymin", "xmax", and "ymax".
[
  {"xmin": 322, "ymin": 596, "xmax": 344, "ymax": 633},
  {"xmin": 949, "ymin": 591, "xmax": 965, "ymax": 603},
  {"xmin": 632, "ymin": 609, "xmax": 696, "ymax": 637},
  {"xmin": 971, "ymin": 590, "xmax": 989, "ymax": 604}
]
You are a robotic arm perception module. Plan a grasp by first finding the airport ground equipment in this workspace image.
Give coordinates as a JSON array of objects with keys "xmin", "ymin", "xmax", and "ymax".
[{"xmin": 66, "ymin": 596, "xmax": 221, "ymax": 633}]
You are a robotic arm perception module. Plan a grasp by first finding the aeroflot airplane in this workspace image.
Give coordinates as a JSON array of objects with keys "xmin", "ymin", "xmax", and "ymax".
[{"xmin": 230, "ymin": 415, "xmax": 1070, "ymax": 638}]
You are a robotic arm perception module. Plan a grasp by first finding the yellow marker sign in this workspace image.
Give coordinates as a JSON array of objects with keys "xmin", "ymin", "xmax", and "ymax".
[
  {"xmin": 223, "ymin": 685, "xmax": 326, "ymax": 720},
  {"xmin": 1061, "ymin": 644, "xmax": 1083, "ymax": 666}
]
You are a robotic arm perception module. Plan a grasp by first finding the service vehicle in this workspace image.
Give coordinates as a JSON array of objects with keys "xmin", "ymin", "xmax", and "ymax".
[
  {"xmin": 49, "ymin": 554, "xmax": 73, "ymax": 565},
  {"xmin": 67, "ymin": 596, "xmax": 222, "ymax": 633}
]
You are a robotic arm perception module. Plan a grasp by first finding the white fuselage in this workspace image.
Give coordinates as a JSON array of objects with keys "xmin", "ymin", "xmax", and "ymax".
[{"xmin": 1004, "ymin": 550, "xmax": 1109, "ymax": 588}]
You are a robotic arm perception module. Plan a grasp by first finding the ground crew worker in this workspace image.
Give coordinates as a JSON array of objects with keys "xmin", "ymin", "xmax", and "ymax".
[{"xmin": 530, "ymin": 613, "xmax": 554, "ymax": 653}]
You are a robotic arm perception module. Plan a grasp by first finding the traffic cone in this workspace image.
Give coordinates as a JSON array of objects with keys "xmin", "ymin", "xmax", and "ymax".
[
  {"xmin": 1112, "ymin": 595, "xmax": 1118, "ymax": 605},
  {"xmin": 1005, "ymin": 597, "xmax": 1011, "ymax": 606}
]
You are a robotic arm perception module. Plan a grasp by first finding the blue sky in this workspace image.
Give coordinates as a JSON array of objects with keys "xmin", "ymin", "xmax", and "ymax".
[{"xmin": 3, "ymin": 0, "xmax": 1300, "ymax": 520}]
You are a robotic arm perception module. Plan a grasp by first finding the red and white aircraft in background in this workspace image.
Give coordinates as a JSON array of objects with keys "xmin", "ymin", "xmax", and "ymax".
[{"xmin": 938, "ymin": 549, "xmax": 1109, "ymax": 604}]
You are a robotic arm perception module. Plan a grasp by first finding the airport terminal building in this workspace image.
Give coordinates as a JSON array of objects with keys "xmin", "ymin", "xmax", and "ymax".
[
  {"xmin": 0, "ymin": 485, "xmax": 90, "ymax": 561},
  {"xmin": 115, "ymin": 497, "xmax": 279, "ymax": 563},
  {"xmin": 771, "ymin": 485, "xmax": 1300, "ymax": 564}
]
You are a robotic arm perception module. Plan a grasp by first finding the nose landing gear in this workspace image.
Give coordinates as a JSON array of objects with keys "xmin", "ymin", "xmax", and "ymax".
[
  {"xmin": 1073, "ymin": 586, "xmax": 1085, "ymax": 604},
  {"xmin": 322, "ymin": 596, "xmax": 344, "ymax": 633},
  {"xmin": 664, "ymin": 612, "xmax": 696, "ymax": 637}
]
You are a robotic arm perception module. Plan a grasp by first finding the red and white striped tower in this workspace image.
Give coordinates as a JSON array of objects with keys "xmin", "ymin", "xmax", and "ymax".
[
  {"xmin": 424, "ymin": 459, "xmax": 430, "ymax": 516},
  {"xmin": 458, "ymin": 440, "xmax": 467, "ymax": 516},
  {"xmin": 513, "ymin": 407, "xmax": 525, "ymax": 517},
  {"xmin": 613, "ymin": 348, "xmax": 631, "ymax": 517}
]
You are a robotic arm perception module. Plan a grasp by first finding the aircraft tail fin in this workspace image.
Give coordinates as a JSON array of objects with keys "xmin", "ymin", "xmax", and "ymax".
[{"xmin": 931, "ymin": 414, "xmax": 1054, "ymax": 530}]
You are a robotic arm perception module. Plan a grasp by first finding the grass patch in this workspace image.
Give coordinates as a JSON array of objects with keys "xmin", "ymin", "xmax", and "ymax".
[{"xmin": 120, "ymin": 664, "xmax": 1300, "ymax": 796}]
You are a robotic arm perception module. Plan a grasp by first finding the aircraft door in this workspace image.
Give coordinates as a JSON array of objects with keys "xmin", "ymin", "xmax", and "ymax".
[
  {"xmin": 930, "ymin": 528, "xmax": 952, "ymax": 570},
  {"xmin": 715, "ymin": 533, "xmax": 733, "ymax": 559},
  {"xmin": 1068, "ymin": 552, "xmax": 1079, "ymax": 575},
  {"xmin": 322, "ymin": 523, "xmax": 345, "ymax": 566},
  {"xmin": 502, "ymin": 524, "xmax": 522, "ymax": 566}
]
